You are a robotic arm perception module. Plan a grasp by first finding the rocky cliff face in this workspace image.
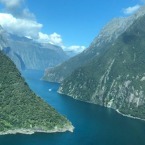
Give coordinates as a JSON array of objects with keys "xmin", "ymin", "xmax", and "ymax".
[
  {"xmin": 43, "ymin": 5, "xmax": 145, "ymax": 82},
  {"xmin": 59, "ymin": 12, "xmax": 145, "ymax": 119},
  {"xmin": 0, "ymin": 27, "xmax": 68, "ymax": 71},
  {"xmin": 0, "ymin": 26, "xmax": 8, "ymax": 50}
]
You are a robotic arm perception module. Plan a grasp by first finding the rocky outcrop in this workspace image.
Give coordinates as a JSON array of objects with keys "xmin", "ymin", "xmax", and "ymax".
[{"xmin": 0, "ymin": 26, "xmax": 8, "ymax": 50}]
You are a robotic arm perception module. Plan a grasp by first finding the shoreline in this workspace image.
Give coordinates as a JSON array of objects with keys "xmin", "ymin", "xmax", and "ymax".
[
  {"xmin": 116, "ymin": 109, "xmax": 145, "ymax": 122},
  {"xmin": 58, "ymin": 90, "xmax": 145, "ymax": 122},
  {"xmin": 0, "ymin": 125, "xmax": 74, "ymax": 136}
]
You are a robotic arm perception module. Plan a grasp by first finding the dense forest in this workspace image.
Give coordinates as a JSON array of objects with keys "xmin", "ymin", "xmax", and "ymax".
[{"xmin": 0, "ymin": 51, "xmax": 72, "ymax": 133}]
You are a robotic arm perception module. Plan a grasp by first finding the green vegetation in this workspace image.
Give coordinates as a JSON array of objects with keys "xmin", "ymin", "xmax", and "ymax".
[
  {"xmin": 59, "ymin": 14, "xmax": 145, "ymax": 119},
  {"xmin": 0, "ymin": 51, "xmax": 72, "ymax": 133}
]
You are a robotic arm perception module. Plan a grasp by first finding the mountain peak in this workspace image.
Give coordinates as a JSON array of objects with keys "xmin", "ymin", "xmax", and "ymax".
[
  {"xmin": 133, "ymin": 5, "xmax": 145, "ymax": 18},
  {"xmin": 43, "ymin": 5, "xmax": 145, "ymax": 84},
  {"xmin": 90, "ymin": 5, "xmax": 145, "ymax": 49}
]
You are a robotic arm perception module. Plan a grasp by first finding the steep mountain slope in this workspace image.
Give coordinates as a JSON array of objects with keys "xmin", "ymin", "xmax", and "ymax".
[
  {"xmin": 0, "ymin": 50, "xmax": 73, "ymax": 134},
  {"xmin": 59, "ymin": 14, "xmax": 145, "ymax": 119},
  {"xmin": 0, "ymin": 26, "xmax": 8, "ymax": 51},
  {"xmin": 65, "ymin": 50, "xmax": 78, "ymax": 57},
  {"xmin": 0, "ymin": 27, "xmax": 68, "ymax": 71},
  {"xmin": 43, "ymin": 6, "xmax": 145, "ymax": 82}
]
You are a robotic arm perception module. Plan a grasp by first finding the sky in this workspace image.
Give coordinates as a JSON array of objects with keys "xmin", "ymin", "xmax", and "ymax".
[{"xmin": 0, "ymin": 0, "xmax": 144, "ymax": 52}]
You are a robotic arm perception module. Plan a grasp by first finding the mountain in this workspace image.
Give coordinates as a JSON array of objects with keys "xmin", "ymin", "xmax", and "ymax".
[
  {"xmin": 0, "ymin": 49, "xmax": 73, "ymax": 134},
  {"xmin": 65, "ymin": 50, "xmax": 78, "ymax": 57},
  {"xmin": 0, "ymin": 27, "xmax": 68, "ymax": 71},
  {"xmin": 0, "ymin": 26, "xmax": 8, "ymax": 51},
  {"xmin": 59, "ymin": 11, "xmax": 145, "ymax": 119},
  {"xmin": 43, "ymin": 5, "xmax": 145, "ymax": 82}
]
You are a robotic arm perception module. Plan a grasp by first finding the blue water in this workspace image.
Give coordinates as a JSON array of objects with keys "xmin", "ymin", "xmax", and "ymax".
[{"xmin": 0, "ymin": 70, "xmax": 145, "ymax": 145}]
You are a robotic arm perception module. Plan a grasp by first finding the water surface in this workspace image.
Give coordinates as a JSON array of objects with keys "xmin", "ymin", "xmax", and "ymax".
[{"xmin": 0, "ymin": 70, "xmax": 145, "ymax": 145}]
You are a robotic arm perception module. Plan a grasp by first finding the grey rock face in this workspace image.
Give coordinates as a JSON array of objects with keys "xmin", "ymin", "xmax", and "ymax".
[
  {"xmin": 0, "ymin": 26, "xmax": 8, "ymax": 50},
  {"xmin": 0, "ymin": 26, "xmax": 68, "ymax": 71}
]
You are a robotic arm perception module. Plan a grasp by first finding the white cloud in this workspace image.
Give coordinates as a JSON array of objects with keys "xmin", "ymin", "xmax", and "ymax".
[
  {"xmin": 0, "ymin": 13, "xmax": 42, "ymax": 39},
  {"xmin": 66, "ymin": 45, "xmax": 86, "ymax": 53},
  {"xmin": 0, "ymin": 0, "xmax": 86, "ymax": 54},
  {"xmin": 38, "ymin": 32, "xmax": 86, "ymax": 53},
  {"xmin": 22, "ymin": 8, "xmax": 35, "ymax": 19},
  {"xmin": 123, "ymin": 5, "xmax": 140, "ymax": 15},
  {"xmin": 48, "ymin": 33, "xmax": 63, "ymax": 45},
  {"xmin": 38, "ymin": 32, "xmax": 63, "ymax": 46},
  {"xmin": 0, "ymin": 0, "xmax": 23, "ymax": 8},
  {"xmin": 0, "ymin": 0, "xmax": 34, "ymax": 19},
  {"xmin": 0, "ymin": 13, "xmax": 86, "ymax": 53},
  {"xmin": 38, "ymin": 32, "xmax": 50, "ymax": 43}
]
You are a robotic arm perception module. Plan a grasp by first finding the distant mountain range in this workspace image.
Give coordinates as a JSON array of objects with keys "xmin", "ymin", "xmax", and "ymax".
[
  {"xmin": 43, "ymin": 6, "xmax": 145, "ymax": 119},
  {"xmin": 0, "ymin": 27, "xmax": 68, "ymax": 71}
]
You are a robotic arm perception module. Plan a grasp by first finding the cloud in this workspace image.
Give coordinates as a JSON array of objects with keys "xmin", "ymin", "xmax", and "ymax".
[
  {"xmin": 38, "ymin": 33, "xmax": 86, "ymax": 53},
  {"xmin": 0, "ymin": 0, "xmax": 86, "ymax": 53},
  {"xmin": 0, "ymin": 13, "xmax": 70, "ymax": 50},
  {"xmin": 38, "ymin": 32, "xmax": 63, "ymax": 46},
  {"xmin": 65, "ymin": 45, "xmax": 86, "ymax": 53},
  {"xmin": 0, "ymin": 13, "xmax": 42, "ymax": 39},
  {"xmin": 22, "ymin": 8, "xmax": 35, "ymax": 19},
  {"xmin": 0, "ymin": 0, "xmax": 41, "ymax": 39},
  {"xmin": 38, "ymin": 32, "xmax": 49, "ymax": 43},
  {"xmin": 0, "ymin": 0, "xmax": 35, "ymax": 19},
  {"xmin": 123, "ymin": 5, "xmax": 140, "ymax": 15},
  {"xmin": 48, "ymin": 33, "xmax": 63, "ymax": 45},
  {"xmin": 0, "ymin": 0, "xmax": 23, "ymax": 8},
  {"xmin": 0, "ymin": 13, "xmax": 85, "ymax": 53}
]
